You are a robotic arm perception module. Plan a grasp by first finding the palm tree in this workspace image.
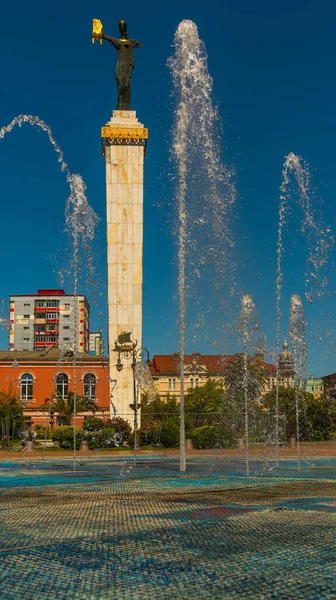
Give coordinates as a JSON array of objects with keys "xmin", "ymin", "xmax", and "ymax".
[
  {"xmin": 223, "ymin": 355, "xmax": 269, "ymax": 439},
  {"xmin": 42, "ymin": 391, "xmax": 98, "ymax": 426},
  {"xmin": 185, "ymin": 379, "xmax": 227, "ymax": 428},
  {"xmin": 0, "ymin": 386, "xmax": 24, "ymax": 445},
  {"xmin": 223, "ymin": 354, "xmax": 269, "ymax": 399}
]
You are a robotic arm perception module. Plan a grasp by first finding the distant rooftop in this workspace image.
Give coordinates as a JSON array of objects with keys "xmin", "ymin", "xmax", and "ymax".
[
  {"xmin": 10, "ymin": 289, "xmax": 88, "ymax": 298},
  {"xmin": 0, "ymin": 347, "xmax": 107, "ymax": 363}
]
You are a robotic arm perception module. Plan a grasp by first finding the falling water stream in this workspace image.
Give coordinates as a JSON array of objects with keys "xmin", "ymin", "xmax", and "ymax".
[
  {"xmin": 239, "ymin": 294, "xmax": 266, "ymax": 476},
  {"xmin": 169, "ymin": 21, "xmax": 235, "ymax": 471},
  {"xmin": 0, "ymin": 115, "xmax": 99, "ymax": 468},
  {"xmin": 289, "ymin": 294, "xmax": 307, "ymax": 471},
  {"xmin": 275, "ymin": 153, "xmax": 332, "ymax": 466}
]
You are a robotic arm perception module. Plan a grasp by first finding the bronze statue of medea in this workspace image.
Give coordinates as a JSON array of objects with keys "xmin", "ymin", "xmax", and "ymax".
[{"xmin": 92, "ymin": 19, "xmax": 142, "ymax": 111}]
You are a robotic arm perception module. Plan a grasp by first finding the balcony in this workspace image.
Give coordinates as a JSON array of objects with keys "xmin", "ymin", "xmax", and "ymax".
[{"xmin": 34, "ymin": 318, "xmax": 46, "ymax": 325}]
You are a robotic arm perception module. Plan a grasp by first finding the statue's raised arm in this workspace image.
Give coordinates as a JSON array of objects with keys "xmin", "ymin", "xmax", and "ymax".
[
  {"xmin": 92, "ymin": 18, "xmax": 142, "ymax": 111},
  {"xmin": 102, "ymin": 33, "xmax": 119, "ymax": 50}
]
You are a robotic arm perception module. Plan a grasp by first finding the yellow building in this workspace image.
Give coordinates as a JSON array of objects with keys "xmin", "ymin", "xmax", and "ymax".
[{"xmin": 149, "ymin": 352, "xmax": 290, "ymax": 399}]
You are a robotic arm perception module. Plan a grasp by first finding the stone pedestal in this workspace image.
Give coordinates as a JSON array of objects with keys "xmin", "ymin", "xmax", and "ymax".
[{"xmin": 103, "ymin": 111, "xmax": 148, "ymax": 424}]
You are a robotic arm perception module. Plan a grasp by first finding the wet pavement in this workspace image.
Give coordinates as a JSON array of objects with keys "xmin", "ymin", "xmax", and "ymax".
[{"xmin": 0, "ymin": 457, "xmax": 335, "ymax": 599}]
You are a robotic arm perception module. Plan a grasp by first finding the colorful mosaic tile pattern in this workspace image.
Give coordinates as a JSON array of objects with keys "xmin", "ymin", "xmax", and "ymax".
[{"xmin": 0, "ymin": 458, "xmax": 335, "ymax": 599}]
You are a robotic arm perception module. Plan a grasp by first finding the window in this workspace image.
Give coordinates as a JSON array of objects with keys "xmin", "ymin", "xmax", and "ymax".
[
  {"xmin": 63, "ymin": 337, "xmax": 70, "ymax": 341},
  {"xmin": 63, "ymin": 325, "xmax": 70, "ymax": 330},
  {"xmin": 56, "ymin": 373, "xmax": 68, "ymax": 398},
  {"xmin": 23, "ymin": 326, "xmax": 29, "ymax": 330},
  {"xmin": 36, "ymin": 314, "xmax": 46, "ymax": 320},
  {"xmin": 65, "ymin": 303, "xmax": 70, "ymax": 306},
  {"xmin": 63, "ymin": 315, "xmax": 70, "ymax": 319},
  {"xmin": 47, "ymin": 313, "xmax": 58, "ymax": 320},
  {"xmin": 84, "ymin": 373, "xmax": 96, "ymax": 401},
  {"xmin": 195, "ymin": 378, "xmax": 199, "ymax": 388},
  {"xmin": 36, "ymin": 326, "xmax": 45, "ymax": 333},
  {"xmin": 35, "ymin": 301, "xmax": 45, "ymax": 307},
  {"xmin": 23, "ymin": 337, "xmax": 30, "ymax": 341},
  {"xmin": 47, "ymin": 335, "xmax": 57, "ymax": 342},
  {"xmin": 190, "ymin": 378, "xmax": 194, "ymax": 388},
  {"xmin": 23, "ymin": 314, "xmax": 30, "ymax": 319},
  {"xmin": 24, "ymin": 303, "xmax": 30, "ymax": 307},
  {"xmin": 46, "ymin": 300, "xmax": 58, "ymax": 307},
  {"xmin": 168, "ymin": 378, "xmax": 176, "ymax": 391},
  {"xmin": 35, "ymin": 336, "xmax": 45, "ymax": 342},
  {"xmin": 20, "ymin": 373, "xmax": 33, "ymax": 402}
]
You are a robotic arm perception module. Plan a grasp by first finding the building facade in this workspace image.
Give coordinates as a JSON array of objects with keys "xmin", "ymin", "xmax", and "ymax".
[
  {"xmin": 278, "ymin": 337, "xmax": 295, "ymax": 386},
  {"xmin": 149, "ymin": 353, "xmax": 283, "ymax": 398},
  {"xmin": 9, "ymin": 289, "xmax": 90, "ymax": 353},
  {"xmin": 321, "ymin": 373, "xmax": 336, "ymax": 399},
  {"xmin": 0, "ymin": 348, "xmax": 110, "ymax": 426},
  {"xmin": 89, "ymin": 332, "xmax": 102, "ymax": 356},
  {"xmin": 305, "ymin": 376, "xmax": 324, "ymax": 398}
]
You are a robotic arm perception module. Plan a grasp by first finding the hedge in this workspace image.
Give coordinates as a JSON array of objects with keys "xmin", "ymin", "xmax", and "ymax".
[
  {"xmin": 191, "ymin": 426, "xmax": 235, "ymax": 449},
  {"xmin": 52, "ymin": 426, "xmax": 84, "ymax": 449}
]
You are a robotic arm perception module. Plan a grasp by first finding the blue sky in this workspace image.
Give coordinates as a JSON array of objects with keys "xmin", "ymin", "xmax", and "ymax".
[{"xmin": 1, "ymin": 0, "xmax": 336, "ymax": 376}]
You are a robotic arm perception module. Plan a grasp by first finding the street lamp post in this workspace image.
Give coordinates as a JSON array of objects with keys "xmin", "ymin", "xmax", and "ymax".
[
  {"xmin": 49, "ymin": 409, "xmax": 55, "ymax": 433},
  {"xmin": 113, "ymin": 332, "xmax": 149, "ymax": 466}
]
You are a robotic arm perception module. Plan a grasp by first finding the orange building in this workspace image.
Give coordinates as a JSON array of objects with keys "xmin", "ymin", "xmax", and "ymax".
[{"xmin": 0, "ymin": 347, "xmax": 110, "ymax": 427}]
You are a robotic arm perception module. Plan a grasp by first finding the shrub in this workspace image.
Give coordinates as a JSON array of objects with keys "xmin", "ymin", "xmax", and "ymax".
[
  {"xmin": 83, "ymin": 416, "xmax": 105, "ymax": 432},
  {"xmin": 33, "ymin": 424, "xmax": 51, "ymax": 440},
  {"xmin": 52, "ymin": 426, "xmax": 84, "ymax": 449},
  {"xmin": 191, "ymin": 426, "xmax": 235, "ymax": 449},
  {"xmin": 138, "ymin": 420, "xmax": 162, "ymax": 446},
  {"xmin": 86, "ymin": 427, "xmax": 117, "ymax": 450},
  {"xmin": 105, "ymin": 417, "xmax": 132, "ymax": 444},
  {"xmin": 158, "ymin": 419, "xmax": 180, "ymax": 448},
  {"xmin": 329, "ymin": 432, "xmax": 336, "ymax": 442}
]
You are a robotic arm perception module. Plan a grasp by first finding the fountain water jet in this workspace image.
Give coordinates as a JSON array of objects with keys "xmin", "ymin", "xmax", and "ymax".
[
  {"xmin": 289, "ymin": 294, "xmax": 307, "ymax": 471},
  {"xmin": 169, "ymin": 20, "xmax": 236, "ymax": 471},
  {"xmin": 275, "ymin": 152, "xmax": 333, "ymax": 466},
  {"xmin": 1, "ymin": 115, "xmax": 100, "ymax": 468},
  {"xmin": 239, "ymin": 294, "xmax": 266, "ymax": 475}
]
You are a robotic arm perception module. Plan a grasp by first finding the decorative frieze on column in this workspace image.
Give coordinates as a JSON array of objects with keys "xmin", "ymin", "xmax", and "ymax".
[{"xmin": 103, "ymin": 110, "xmax": 148, "ymax": 423}]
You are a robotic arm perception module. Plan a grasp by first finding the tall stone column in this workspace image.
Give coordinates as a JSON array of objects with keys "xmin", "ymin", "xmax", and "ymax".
[{"xmin": 102, "ymin": 110, "xmax": 148, "ymax": 423}]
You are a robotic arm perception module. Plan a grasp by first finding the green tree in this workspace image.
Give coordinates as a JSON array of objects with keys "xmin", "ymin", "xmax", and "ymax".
[
  {"xmin": 223, "ymin": 354, "xmax": 269, "ymax": 399},
  {"xmin": 261, "ymin": 388, "xmax": 336, "ymax": 441},
  {"xmin": 140, "ymin": 394, "xmax": 179, "ymax": 424},
  {"xmin": 222, "ymin": 355, "xmax": 269, "ymax": 440},
  {"xmin": 42, "ymin": 391, "xmax": 98, "ymax": 426},
  {"xmin": 0, "ymin": 386, "xmax": 25, "ymax": 444},
  {"xmin": 185, "ymin": 379, "xmax": 228, "ymax": 429}
]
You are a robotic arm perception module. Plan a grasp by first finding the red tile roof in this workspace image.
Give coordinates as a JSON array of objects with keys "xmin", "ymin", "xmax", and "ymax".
[{"xmin": 150, "ymin": 354, "xmax": 276, "ymax": 375}]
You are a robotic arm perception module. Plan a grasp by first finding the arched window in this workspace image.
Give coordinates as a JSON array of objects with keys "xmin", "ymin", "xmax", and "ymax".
[
  {"xmin": 84, "ymin": 373, "xmax": 96, "ymax": 401},
  {"xmin": 56, "ymin": 373, "xmax": 68, "ymax": 398},
  {"xmin": 20, "ymin": 373, "xmax": 33, "ymax": 402}
]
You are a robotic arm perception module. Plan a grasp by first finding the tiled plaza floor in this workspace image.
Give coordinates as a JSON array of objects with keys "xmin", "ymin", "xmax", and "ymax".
[{"xmin": 0, "ymin": 458, "xmax": 335, "ymax": 599}]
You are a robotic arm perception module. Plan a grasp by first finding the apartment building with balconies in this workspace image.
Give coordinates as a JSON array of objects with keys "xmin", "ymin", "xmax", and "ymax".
[{"xmin": 9, "ymin": 289, "xmax": 90, "ymax": 353}]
